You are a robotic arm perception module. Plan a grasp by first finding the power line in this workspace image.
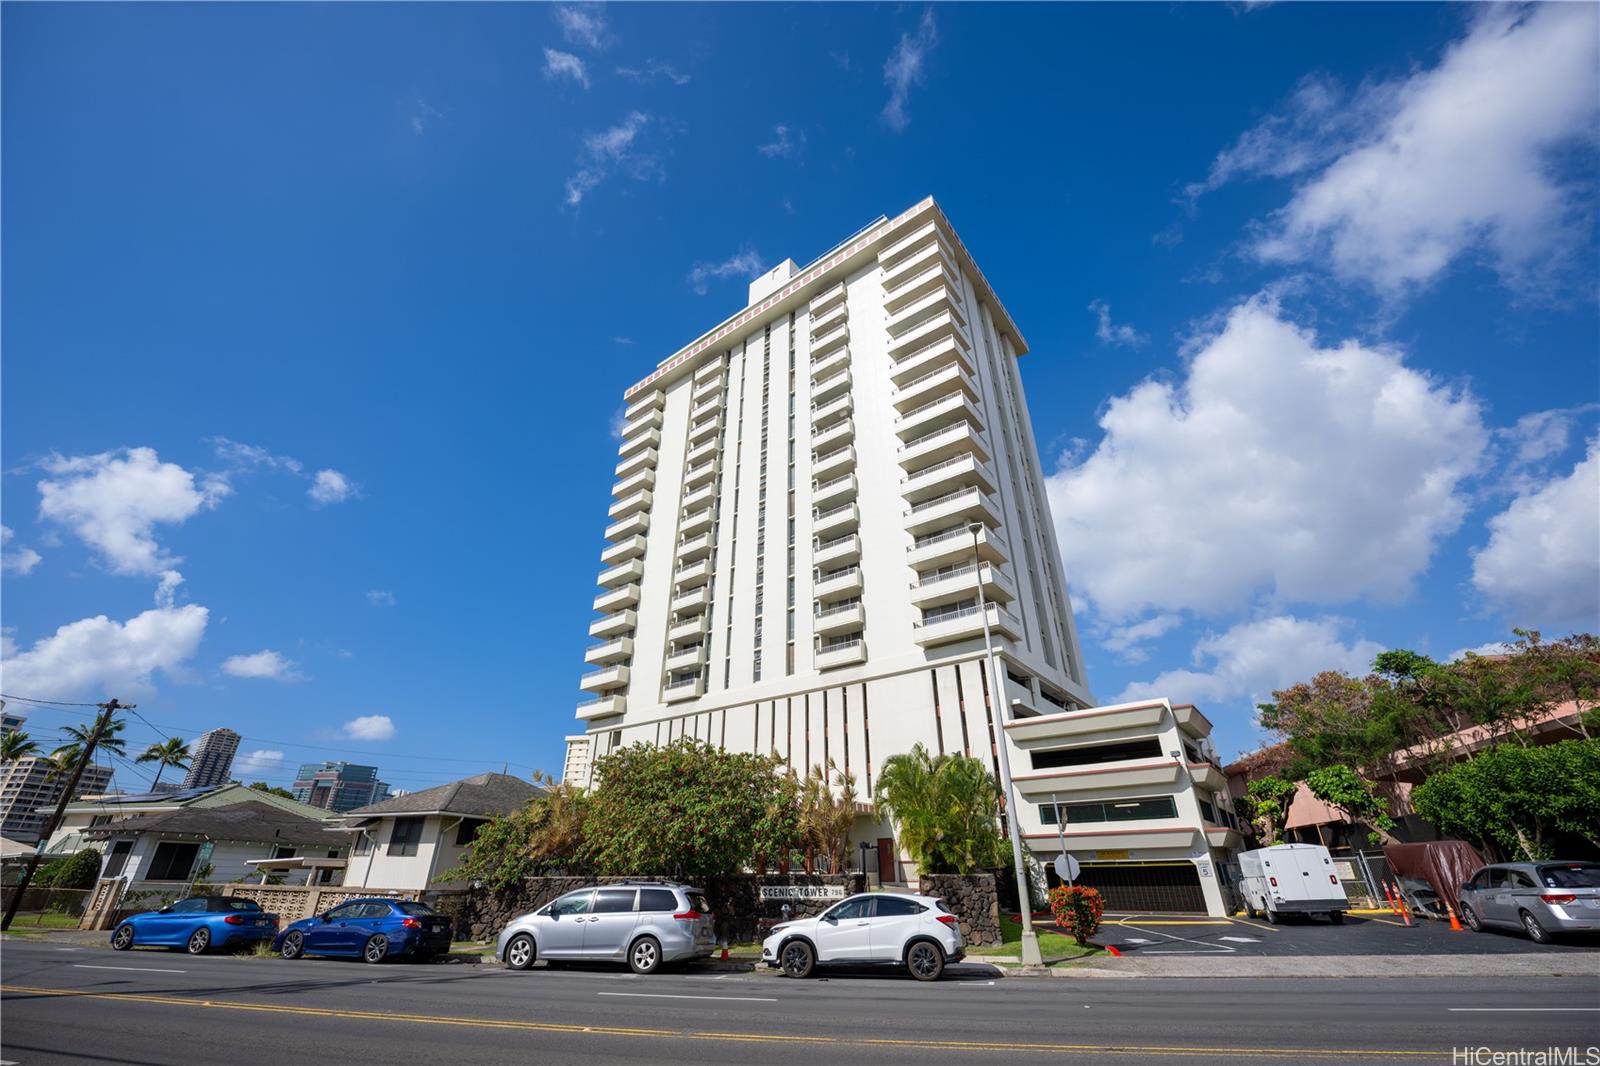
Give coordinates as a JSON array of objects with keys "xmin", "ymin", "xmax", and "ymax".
[{"xmin": 1, "ymin": 692, "xmax": 104, "ymax": 707}]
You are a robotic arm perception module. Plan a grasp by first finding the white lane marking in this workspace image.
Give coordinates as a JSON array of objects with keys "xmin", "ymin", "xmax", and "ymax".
[
  {"xmin": 1114, "ymin": 915, "xmax": 1234, "ymax": 955},
  {"xmin": 597, "ymin": 991, "xmax": 777, "ymax": 1003},
  {"xmin": 1448, "ymin": 1008, "xmax": 1600, "ymax": 1013},
  {"xmin": 74, "ymin": 964, "xmax": 188, "ymax": 974},
  {"xmin": 1218, "ymin": 936, "xmax": 1260, "ymax": 943},
  {"xmin": 1122, "ymin": 937, "xmax": 1155, "ymax": 944}
]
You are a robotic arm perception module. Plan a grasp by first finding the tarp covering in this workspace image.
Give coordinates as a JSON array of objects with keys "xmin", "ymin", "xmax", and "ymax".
[{"xmin": 1383, "ymin": 840, "xmax": 1485, "ymax": 917}]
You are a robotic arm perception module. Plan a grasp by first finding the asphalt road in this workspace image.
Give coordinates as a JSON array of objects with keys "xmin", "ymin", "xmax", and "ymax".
[
  {"xmin": 4, "ymin": 940, "xmax": 1598, "ymax": 1064},
  {"xmin": 1092, "ymin": 911, "xmax": 1600, "ymax": 957}
]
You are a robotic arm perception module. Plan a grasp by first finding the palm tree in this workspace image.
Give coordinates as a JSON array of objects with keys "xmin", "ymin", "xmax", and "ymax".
[
  {"xmin": 41, "ymin": 750, "xmax": 77, "ymax": 782},
  {"xmin": 136, "ymin": 737, "xmax": 191, "ymax": 788},
  {"xmin": 799, "ymin": 761, "xmax": 857, "ymax": 874},
  {"xmin": 59, "ymin": 717, "xmax": 127, "ymax": 760},
  {"xmin": 873, "ymin": 743, "xmax": 1008, "ymax": 876},
  {"xmin": 1, "ymin": 730, "xmax": 40, "ymax": 764}
]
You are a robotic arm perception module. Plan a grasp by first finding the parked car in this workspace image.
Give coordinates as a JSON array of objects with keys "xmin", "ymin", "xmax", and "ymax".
[
  {"xmin": 1457, "ymin": 862, "xmax": 1600, "ymax": 944},
  {"xmin": 274, "ymin": 898, "xmax": 452, "ymax": 963},
  {"xmin": 110, "ymin": 896, "xmax": 279, "ymax": 955},
  {"xmin": 495, "ymin": 882, "xmax": 716, "ymax": 975},
  {"xmin": 761, "ymin": 892, "xmax": 963, "ymax": 982},
  {"xmin": 1237, "ymin": 843, "xmax": 1349, "ymax": 924}
]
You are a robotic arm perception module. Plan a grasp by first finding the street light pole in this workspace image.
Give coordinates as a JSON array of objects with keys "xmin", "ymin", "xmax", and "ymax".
[{"xmin": 970, "ymin": 523, "xmax": 1042, "ymax": 966}]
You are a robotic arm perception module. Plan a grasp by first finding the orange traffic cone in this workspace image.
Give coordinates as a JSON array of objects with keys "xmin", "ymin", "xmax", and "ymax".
[
  {"xmin": 720, "ymin": 946, "xmax": 730, "ymax": 961},
  {"xmin": 1398, "ymin": 895, "xmax": 1413, "ymax": 927},
  {"xmin": 1445, "ymin": 899, "xmax": 1464, "ymax": 932}
]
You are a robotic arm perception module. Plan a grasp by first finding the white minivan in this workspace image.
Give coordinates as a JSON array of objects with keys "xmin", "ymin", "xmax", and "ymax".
[{"xmin": 1237, "ymin": 843, "xmax": 1349, "ymax": 924}]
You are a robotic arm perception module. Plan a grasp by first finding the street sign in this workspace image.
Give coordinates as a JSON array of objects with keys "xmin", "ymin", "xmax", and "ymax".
[{"xmin": 1053, "ymin": 854, "xmax": 1080, "ymax": 883}]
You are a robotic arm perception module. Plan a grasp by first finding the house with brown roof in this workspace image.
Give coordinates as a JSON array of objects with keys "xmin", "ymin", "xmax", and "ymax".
[{"xmin": 81, "ymin": 800, "xmax": 349, "ymax": 887}]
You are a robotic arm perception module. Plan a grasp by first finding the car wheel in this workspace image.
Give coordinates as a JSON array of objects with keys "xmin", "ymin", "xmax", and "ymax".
[
  {"xmin": 363, "ymin": 934, "xmax": 390, "ymax": 964},
  {"xmin": 280, "ymin": 931, "xmax": 305, "ymax": 959},
  {"xmin": 1245, "ymin": 902, "xmax": 1258, "ymax": 920},
  {"xmin": 1328, "ymin": 911, "xmax": 1345, "ymax": 925},
  {"xmin": 111, "ymin": 924, "xmax": 135, "ymax": 951},
  {"xmin": 186, "ymin": 928, "xmax": 211, "ymax": 955},
  {"xmin": 1265, "ymin": 908, "xmax": 1280, "ymax": 925},
  {"xmin": 779, "ymin": 939, "xmax": 815, "ymax": 979},
  {"xmin": 1460, "ymin": 903, "xmax": 1482, "ymax": 932},
  {"xmin": 628, "ymin": 936, "xmax": 662, "ymax": 975},
  {"xmin": 1519, "ymin": 910, "xmax": 1552, "ymax": 944},
  {"xmin": 505, "ymin": 934, "xmax": 536, "ymax": 971},
  {"xmin": 905, "ymin": 940, "xmax": 945, "ymax": 982}
]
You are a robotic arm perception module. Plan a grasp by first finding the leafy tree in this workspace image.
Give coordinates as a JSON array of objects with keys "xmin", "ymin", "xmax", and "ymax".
[
  {"xmin": 35, "ymin": 849, "xmax": 103, "ymax": 890},
  {"xmin": 582, "ymin": 740, "xmax": 795, "ymax": 879},
  {"xmin": 1, "ymin": 730, "xmax": 40, "ymax": 764},
  {"xmin": 1506, "ymin": 629, "xmax": 1600, "ymax": 741},
  {"xmin": 1237, "ymin": 776, "xmax": 1297, "ymax": 845},
  {"xmin": 440, "ymin": 774, "xmax": 591, "ymax": 890},
  {"xmin": 41, "ymin": 751, "xmax": 76, "ymax": 783},
  {"xmin": 248, "ymin": 782, "xmax": 296, "ymax": 800},
  {"xmin": 873, "ymin": 744, "xmax": 1007, "ymax": 875},
  {"xmin": 797, "ymin": 761, "xmax": 857, "ymax": 874},
  {"xmin": 1412, "ymin": 739, "xmax": 1600, "ymax": 861},
  {"xmin": 1304, "ymin": 764, "xmax": 1397, "ymax": 845},
  {"xmin": 136, "ymin": 737, "xmax": 191, "ymax": 789}
]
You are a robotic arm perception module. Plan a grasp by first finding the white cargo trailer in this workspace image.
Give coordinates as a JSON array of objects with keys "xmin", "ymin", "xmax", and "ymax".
[{"xmin": 1237, "ymin": 843, "xmax": 1349, "ymax": 924}]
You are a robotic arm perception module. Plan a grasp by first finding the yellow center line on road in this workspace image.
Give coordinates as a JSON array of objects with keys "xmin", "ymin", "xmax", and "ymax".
[{"xmin": 1, "ymin": 983, "xmax": 1445, "ymax": 1058}]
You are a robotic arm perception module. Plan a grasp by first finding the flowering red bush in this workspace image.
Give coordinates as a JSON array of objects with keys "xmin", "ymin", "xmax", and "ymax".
[{"xmin": 1047, "ymin": 885, "xmax": 1105, "ymax": 945}]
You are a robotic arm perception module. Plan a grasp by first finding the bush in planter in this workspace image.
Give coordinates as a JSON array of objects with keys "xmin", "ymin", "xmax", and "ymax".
[
  {"xmin": 1047, "ymin": 885, "xmax": 1105, "ymax": 946},
  {"xmin": 35, "ymin": 849, "xmax": 103, "ymax": 890}
]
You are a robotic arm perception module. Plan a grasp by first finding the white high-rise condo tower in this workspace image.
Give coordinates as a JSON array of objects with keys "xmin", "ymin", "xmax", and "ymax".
[{"xmin": 569, "ymin": 198, "xmax": 1240, "ymax": 914}]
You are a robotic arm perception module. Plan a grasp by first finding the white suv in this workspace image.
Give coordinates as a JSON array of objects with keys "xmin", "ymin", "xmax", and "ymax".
[{"xmin": 761, "ymin": 892, "xmax": 964, "ymax": 981}]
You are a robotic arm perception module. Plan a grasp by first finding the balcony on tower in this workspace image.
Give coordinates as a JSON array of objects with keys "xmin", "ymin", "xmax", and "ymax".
[
  {"xmin": 624, "ymin": 390, "xmax": 663, "ymax": 421},
  {"xmin": 668, "ymin": 612, "xmax": 710, "ymax": 643},
  {"xmin": 576, "ymin": 694, "xmax": 627, "ymax": 721},
  {"xmin": 911, "ymin": 599, "xmax": 1021, "ymax": 648},
  {"xmin": 816, "ymin": 634, "xmax": 866, "ymax": 669},
  {"xmin": 671, "ymin": 585, "xmax": 711, "ymax": 616},
  {"xmin": 675, "ymin": 556, "xmax": 713, "ymax": 589},
  {"xmin": 584, "ymin": 636, "xmax": 634, "ymax": 665},
  {"xmin": 608, "ymin": 489, "xmax": 652, "ymax": 521},
  {"xmin": 889, "ymin": 333, "xmax": 974, "ymax": 387},
  {"xmin": 682, "ymin": 482, "xmax": 715, "ymax": 513},
  {"xmin": 690, "ymin": 392, "xmax": 723, "ymax": 424},
  {"xmin": 908, "ymin": 560, "xmax": 1015, "ymax": 610},
  {"xmin": 685, "ymin": 435, "xmax": 719, "ymax": 468},
  {"xmin": 664, "ymin": 674, "xmax": 706, "ymax": 702},
  {"xmin": 811, "ymin": 472, "xmax": 858, "ymax": 510},
  {"xmin": 882, "ymin": 233, "xmax": 959, "ymax": 298},
  {"xmin": 809, "ymin": 280, "xmax": 846, "ymax": 316},
  {"xmin": 813, "ymin": 564, "xmax": 863, "ymax": 601},
  {"xmin": 680, "ymin": 507, "xmax": 714, "ymax": 537},
  {"xmin": 903, "ymin": 486, "xmax": 1001, "ymax": 536},
  {"xmin": 809, "ymin": 299, "xmax": 847, "ymax": 336},
  {"xmin": 810, "ymin": 348, "xmax": 851, "ymax": 386},
  {"xmin": 676, "ymin": 530, "xmax": 713, "ymax": 562},
  {"xmin": 588, "ymin": 609, "xmax": 637, "ymax": 640},
  {"xmin": 593, "ymin": 583, "xmax": 641, "ymax": 613},
  {"xmin": 812, "ymin": 501, "xmax": 859, "ymax": 540},
  {"xmin": 897, "ymin": 421, "xmax": 989, "ymax": 469},
  {"xmin": 614, "ymin": 447, "xmax": 658, "ymax": 480},
  {"xmin": 601, "ymin": 534, "xmax": 647, "ymax": 566},
  {"xmin": 692, "ymin": 372, "xmax": 724, "ymax": 406},
  {"xmin": 664, "ymin": 642, "xmax": 708, "ymax": 673},
  {"xmin": 620, "ymin": 407, "xmax": 663, "ymax": 440},
  {"xmin": 814, "ymin": 598, "xmax": 864, "ymax": 636},
  {"xmin": 612, "ymin": 467, "xmax": 656, "ymax": 499},
  {"xmin": 810, "ymin": 392, "xmax": 852, "ymax": 430},
  {"xmin": 813, "ymin": 532, "xmax": 861, "ymax": 569},
  {"xmin": 618, "ymin": 426, "xmax": 661, "ymax": 457},
  {"xmin": 892, "ymin": 360, "xmax": 979, "ymax": 414},
  {"xmin": 694, "ymin": 358, "xmax": 726, "ymax": 384},
  {"xmin": 684, "ymin": 456, "xmax": 720, "ymax": 489},
  {"xmin": 597, "ymin": 558, "xmax": 645, "ymax": 589},
  {"xmin": 894, "ymin": 392, "xmax": 982, "ymax": 444},
  {"xmin": 812, "ymin": 417, "xmax": 854, "ymax": 453},
  {"xmin": 901, "ymin": 454, "xmax": 997, "ymax": 505},
  {"xmin": 886, "ymin": 310, "xmax": 970, "ymax": 365},
  {"xmin": 812, "ymin": 444, "xmax": 857, "ymax": 480},
  {"xmin": 907, "ymin": 523, "xmax": 1007, "ymax": 569},
  {"xmin": 688, "ymin": 413, "xmax": 721, "ymax": 445},
  {"xmin": 605, "ymin": 510, "xmax": 649, "ymax": 541},
  {"xmin": 579, "ymin": 664, "xmax": 630, "ymax": 693},
  {"xmin": 810, "ymin": 319, "xmax": 849, "ymax": 357}
]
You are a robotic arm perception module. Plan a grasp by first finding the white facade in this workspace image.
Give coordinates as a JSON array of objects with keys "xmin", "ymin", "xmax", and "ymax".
[
  {"xmin": 562, "ymin": 734, "xmax": 593, "ymax": 790},
  {"xmin": 339, "ymin": 814, "xmax": 478, "ymax": 891}
]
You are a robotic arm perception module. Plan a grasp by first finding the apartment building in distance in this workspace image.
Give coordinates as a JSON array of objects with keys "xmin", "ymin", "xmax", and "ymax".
[
  {"xmin": 0, "ymin": 757, "xmax": 115, "ymax": 844},
  {"xmin": 293, "ymin": 761, "xmax": 391, "ymax": 813},
  {"xmin": 567, "ymin": 198, "xmax": 1240, "ymax": 913},
  {"xmin": 180, "ymin": 727, "xmax": 241, "ymax": 789},
  {"xmin": 1, "ymin": 709, "xmax": 26, "ymax": 736}
]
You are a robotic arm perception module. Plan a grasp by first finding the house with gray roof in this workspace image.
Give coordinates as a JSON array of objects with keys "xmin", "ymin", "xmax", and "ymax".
[
  {"xmin": 80, "ymin": 800, "xmax": 348, "ymax": 886},
  {"xmin": 332, "ymin": 772, "xmax": 542, "ymax": 891}
]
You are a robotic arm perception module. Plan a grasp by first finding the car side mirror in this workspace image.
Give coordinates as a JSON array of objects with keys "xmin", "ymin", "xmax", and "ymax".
[
  {"xmin": 823, "ymin": 915, "xmax": 838, "ymax": 924},
  {"xmin": 159, "ymin": 906, "xmax": 172, "ymax": 914},
  {"xmin": 1460, "ymin": 883, "xmax": 1474, "ymax": 893}
]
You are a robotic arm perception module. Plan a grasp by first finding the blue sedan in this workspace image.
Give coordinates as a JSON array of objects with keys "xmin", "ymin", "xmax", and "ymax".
[
  {"xmin": 111, "ymin": 896, "xmax": 280, "ymax": 955},
  {"xmin": 273, "ymin": 898, "xmax": 452, "ymax": 964}
]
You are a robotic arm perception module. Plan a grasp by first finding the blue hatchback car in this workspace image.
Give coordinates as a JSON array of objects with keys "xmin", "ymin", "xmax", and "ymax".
[
  {"xmin": 274, "ymin": 898, "xmax": 452, "ymax": 964},
  {"xmin": 111, "ymin": 896, "xmax": 280, "ymax": 955}
]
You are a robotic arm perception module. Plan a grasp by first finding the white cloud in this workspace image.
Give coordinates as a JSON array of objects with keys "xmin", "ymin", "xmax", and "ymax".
[
  {"xmin": 616, "ymin": 61, "xmax": 689, "ymax": 86},
  {"xmin": 0, "ymin": 604, "xmax": 209, "ymax": 697},
  {"xmin": 153, "ymin": 569, "xmax": 185, "ymax": 609},
  {"xmin": 235, "ymin": 749, "xmax": 287, "ymax": 778},
  {"xmin": 1089, "ymin": 300, "xmax": 1147, "ymax": 348},
  {"xmin": 1447, "ymin": 642, "xmax": 1514, "ymax": 662},
  {"xmin": 687, "ymin": 248, "xmax": 764, "ymax": 296},
  {"xmin": 343, "ymin": 714, "xmax": 395, "ymax": 741},
  {"xmin": 554, "ymin": 3, "xmax": 609, "ymax": 50},
  {"xmin": 1098, "ymin": 613, "xmax": 1183, "ymax": 663},
  {"xmin": 38, "ymin": 447, "xmax": 227, "ymax": 577},
  {"xmin": 221, "ymin": 649, "xmax": 304, "ymax": 682},
  {"xmin": 757, "ymin": 124, "xmax": 804, "ymax": 159},
  {"xmin": 209, "ymin": 437, "xmax": 303, "ymax": 476},
  {"xmin": 1117, "ymin": 615, "xmax": 1384, "ymax": 708},
  {"xmin": 1047, "ymin": 294, "xmax": 1487, "ymax": 621},
  {"xmin": 1, "ymin": 525, "xmax": 41, "ymax": 576},
  {"xmin": 366, "ymin": 589, "xmax": 397, "ymax": 607},
  {"xmin": 1239, "ymin": 4, "xmax": 1600, "ymax": 294},
  {"xmin": 881, "ymin": 9, "xmax": 938, "ymax": 132},
  {"xmin": 308, "ymin": 469, "xmax": 357, "ymax": 506},
  {"xmin": 1471, "ymin": 438, "xmax": 1600, "ymax": 631},
  {"xmin": 564, "ymin": 111, "xmax": 660, "ymax": 208},
  {"xmin": 409, "ymin": 96, "xmax": 444, "ymax": 135},
  {"xmin": 613, "ymin": 336, "xmax": 635, "ymax": 346},
  {"xmin": 543, "ymin": 48, "xmax": 590, "ymax": 89}
]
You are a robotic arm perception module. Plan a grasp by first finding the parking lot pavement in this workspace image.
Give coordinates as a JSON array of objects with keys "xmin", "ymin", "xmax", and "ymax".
[{"xmin": 1092, "ymin": 911, "xmax": 1600, "ymax": 957}]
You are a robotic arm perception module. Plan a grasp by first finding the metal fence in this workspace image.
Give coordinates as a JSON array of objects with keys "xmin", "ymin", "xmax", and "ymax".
[{"xmin": 0, "ymin": 886, "xmax": 94, "ymax": 928}]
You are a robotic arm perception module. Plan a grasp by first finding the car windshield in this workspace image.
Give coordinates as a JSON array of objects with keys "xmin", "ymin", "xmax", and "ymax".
[
  {"xmin": 1538, "ymin": 864, "xmax": 1600, "ymax": 888},
  {"xmin": 396, "ymin": 902, "xmax": 435, "ymax": 916},
  {"xmin": 214, "ymin": 898, "xmax": 262, "ymax": 912}
]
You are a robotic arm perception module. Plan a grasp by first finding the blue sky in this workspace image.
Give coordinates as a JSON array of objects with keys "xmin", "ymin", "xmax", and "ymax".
[{"xmin": 3, "ymin": 2, "xmax": 1597, "ymax": 792}]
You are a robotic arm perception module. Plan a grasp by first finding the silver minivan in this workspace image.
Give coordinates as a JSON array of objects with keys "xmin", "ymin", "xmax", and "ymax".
[
  {"xmin": 1458, "ymin": 862, "xmax": 1600, "ymax": 943},
  {"xmin": 495, "ymin": 882, "xmax": 717, "ymax": 974}
]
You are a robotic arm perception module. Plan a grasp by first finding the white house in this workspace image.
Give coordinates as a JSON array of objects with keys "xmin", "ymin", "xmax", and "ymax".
[
  {"xmin": 334, "ymin": 772, "xmax": 542, "ymax": 892},
  {"xmin": 81, "ymin": 800, "xmax": 348, "ymax": 886}
]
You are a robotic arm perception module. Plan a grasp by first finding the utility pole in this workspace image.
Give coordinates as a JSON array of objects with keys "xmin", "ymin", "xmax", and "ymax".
[{"xmin": 2, "ymin": 699, "xmax": 132, "ymax": 931}]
